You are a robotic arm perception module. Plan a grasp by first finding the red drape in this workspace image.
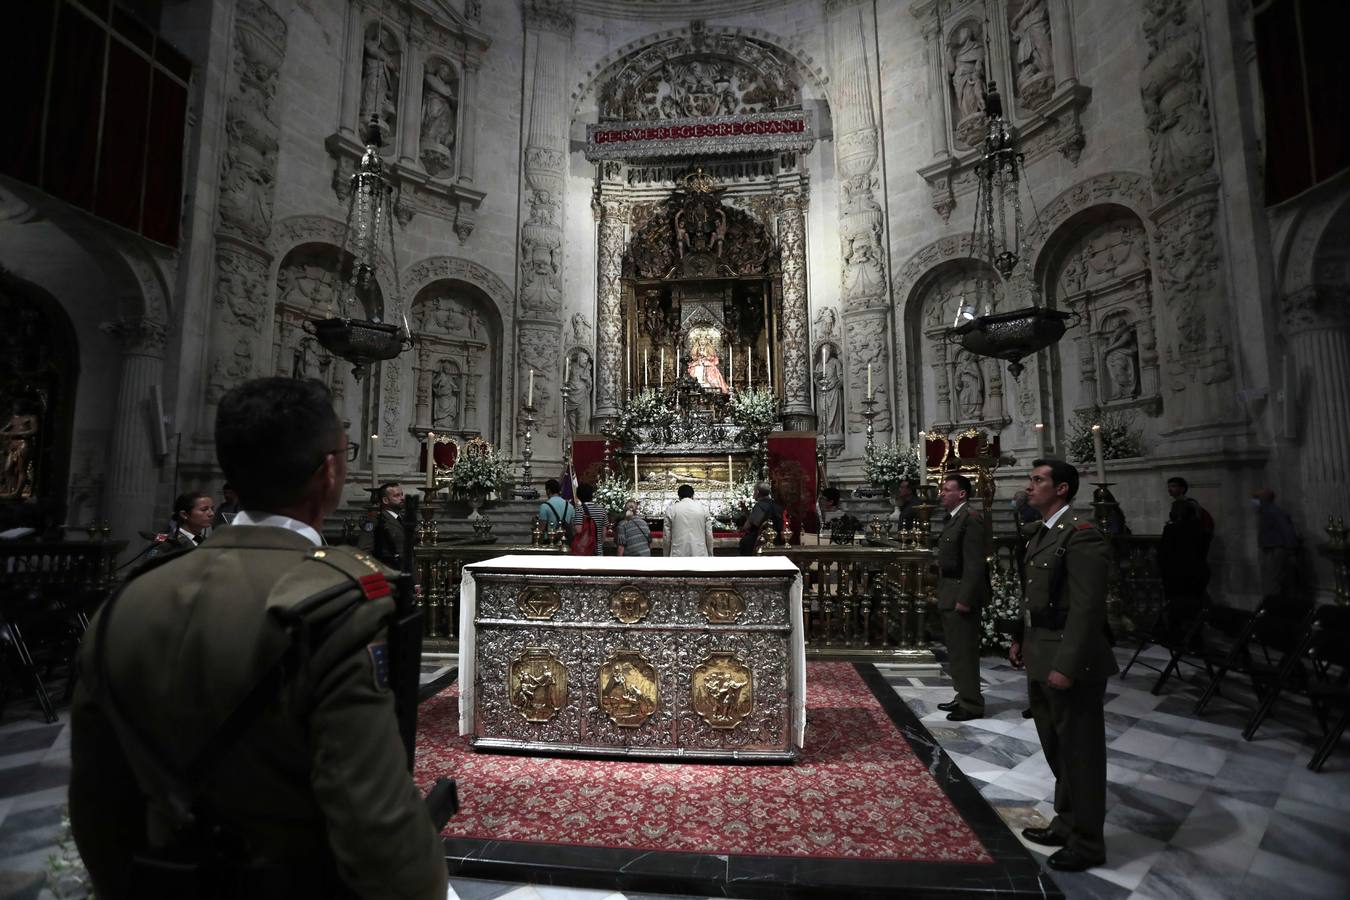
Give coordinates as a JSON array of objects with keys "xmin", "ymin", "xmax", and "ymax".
[
  {"xmin": 767, "ymin": 432, "xmax": 817, "ymax": 543},
  {"xmin": 570, "ymin": 435, "xmax": 619, "ymax": 490}
]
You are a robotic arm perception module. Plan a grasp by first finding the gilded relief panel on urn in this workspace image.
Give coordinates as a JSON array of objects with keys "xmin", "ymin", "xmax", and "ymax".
[
  {"xmin": 690, "ymin": 651, "xmax": 754, "ymax": 730},
  {"xmin": 508, "ymin": 648, "xmax": 568, "ymax": 723},
  {"xmin": 582, "ymin": 634, "xmax": 679, "ymax": 747},
  {"xmin": 597, "ymin": 649, "xmax": 660, "ymax": 729},
  {"xmin": 473, "ymin": 628, "xmax": 583, "ymax": 744},
  {"xmin": 675, "ymin": 632, "xmax": 791, "ymax": 750}
]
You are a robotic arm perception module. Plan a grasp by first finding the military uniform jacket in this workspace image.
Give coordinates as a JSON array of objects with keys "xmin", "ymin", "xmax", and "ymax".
[
  {"xmin": 935, "ymin": 505, "xmax": 991, "ymax": 611},
  {"xmin": 1018, "ymin": 511, "xmax": 1119, "ymax": 683},
  {"xmin": 371, "ymin": 508, "xmax": 404, "ymax": 569},
  {"xmin": 68, "ymin": 526, "xmax": 447, "ymax": 900}
]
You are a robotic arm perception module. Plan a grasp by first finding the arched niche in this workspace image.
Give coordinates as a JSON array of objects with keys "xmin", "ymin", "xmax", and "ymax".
[
  {"xmin": 408, "ymin": 280, "xmax": 501, "ymax": 445},
  {"xmin": 906, "ymin": 258, "xmax": 1004, "ymax": 432},
  {"xmin": 1038, "ymin": 203, "xmax": 1159, "ymax": 418}
]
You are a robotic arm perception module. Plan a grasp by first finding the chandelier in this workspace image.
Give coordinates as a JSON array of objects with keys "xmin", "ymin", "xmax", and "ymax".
[
  {"xmin": 947, "ymin": 82, "xmax": 1072, "ymax": 378},
  {"xmin": 307, "ymin": 116, "xmax": 412, "ymax": 378}
]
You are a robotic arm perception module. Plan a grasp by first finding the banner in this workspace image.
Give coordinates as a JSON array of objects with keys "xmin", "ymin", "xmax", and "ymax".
[
  {"xmin": 585, "ymin": 111, "xmax": 814, "ymax": 160},
  {"xmin": 570, "ymin": 435, "xmax": 619, "ymax": 491},
  {"xmin": 767, "ymin": 432, "xmax": 818, "ymax": 544}
]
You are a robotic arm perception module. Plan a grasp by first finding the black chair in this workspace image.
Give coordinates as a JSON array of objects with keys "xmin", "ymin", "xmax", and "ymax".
[
  {"xmin": 1192, "ymin": 600, "xmax": 1316, "ymax": 716},
  {"xmin": 0, "ymin": 585, "xmax": 90, "ymax": 723},
  {"xmin": 1144, "ymin": 600, "xmax": 1255, "ymax": 696},
  {"xmin": 1239, "ymin": 606, "xmax": 1350, "ymax": 763},
  {"xmin": 1120, "ymin": 590, "xmax": 1211, "ymax": 682}
]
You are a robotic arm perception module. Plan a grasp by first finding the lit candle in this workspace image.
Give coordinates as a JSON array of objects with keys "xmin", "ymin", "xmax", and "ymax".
[
  {"xmin": 660, "ymin": 348, "xmax": 665, "ymax": 389},
  {"xmin": 634, "ymin": 452, "xmax": 639, "ymax": 486},
  {"xmin": 426, "ymin": 431, "xmax": 436, "ymax": 489},
  {"xmin": 766, "ymin": 343, "xmax": 772, "ymax": 385},
  {"xmin": 746, "ymin": 346, "xmax": 751, "ymax": 386},
  {"xmin": 369, "ymin": 433, "xmax": 379, "ymax": 492},
  {"xmin": 527, "ymin": 370, "xmax": 534, "ymax": 407},
  {"xmin": 916, "ymin": 431, "xmax": 925, "ymax": 471},
  {"xmin": 564, "ymin": 356, "xmax": 570, "ymax": 383},
  {"xmin": 644, "ymin": 348, "xmax": 649, "ymax": 388},
  {"xmin": 1091, "ymin": 423, "xmax": 1106, "ymax": 484},
  {"xmin": 867, "ymin": 364, "xmax": 873, "ymax": 396},
  {"xmin": 821, "ymin": 345, "xmax": 827, "ymax": 367},
  {"xmin": 729, "ymin": 345, "xmax": 735, "ymax": 391},
  {"xmin": 1034, "ymin": 422, "xmax": 1046, "ymax": 458}
]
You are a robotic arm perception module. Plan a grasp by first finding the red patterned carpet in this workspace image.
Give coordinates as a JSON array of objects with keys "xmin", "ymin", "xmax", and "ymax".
[{"xmin": 414, "ymin": 662, "xmax": 993, "ymax": 864}]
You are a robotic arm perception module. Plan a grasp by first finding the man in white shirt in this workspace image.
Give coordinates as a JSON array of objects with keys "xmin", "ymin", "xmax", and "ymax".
[{"xmin": 665, "ymin": 483, "xmax": 714, "ymax": 557}]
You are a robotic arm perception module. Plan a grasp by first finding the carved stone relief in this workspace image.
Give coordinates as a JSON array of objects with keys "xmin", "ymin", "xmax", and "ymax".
[
  {"xmin": 410, "ymin": 287, "xmax": 494, "ymax": 439},
  {"xmin": 217, "ymin": 0, "xmax": 285, "ymax": 242},
  {"xmin": 595, "ymin": 30, "xmax": 799, "ymax": 121},
  {"xmin": 1140, "ymin": 0, "xmax": 1215, "ymax": 200},
  {"xmin": 845, "ymin": 312, "xmax": 891, "ymax": 435}
]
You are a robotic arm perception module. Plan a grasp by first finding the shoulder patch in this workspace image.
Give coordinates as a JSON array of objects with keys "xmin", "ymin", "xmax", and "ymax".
[{"xmin": 367, "ymin": 641, "xmax": 391, "ymax": 691}]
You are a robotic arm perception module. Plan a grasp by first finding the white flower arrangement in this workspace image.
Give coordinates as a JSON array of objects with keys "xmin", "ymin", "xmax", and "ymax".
[
  {"xmin": 729, "ymin": 388, "xmax": 779, "ymax": 436},
  {"xmin": 448, "ymin": 437, "xmax": 511, "ymax": 497},
  {"xmin": 593, "ymin": 471, "xmax": 634, "ymax": 520},
  {"xmin": 863, "ymin": 442, "xmax": 921, "ymax": 494},
  {"xmin": 1067, "ymin": 406, "xmax": 1143, "ymax": 462},
  {"xmin": 981, "ymin": 558, "xmax": 1024, "ymax": 653},
  {"xmin": 714, "ymin": 478, "xmax": 758, "ymax": 529}
]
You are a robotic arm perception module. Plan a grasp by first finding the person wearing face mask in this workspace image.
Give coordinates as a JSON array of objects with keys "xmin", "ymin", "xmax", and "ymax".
[{"xmin": 614, "ymin": 499, "xmax": 652, "ymax": 557}]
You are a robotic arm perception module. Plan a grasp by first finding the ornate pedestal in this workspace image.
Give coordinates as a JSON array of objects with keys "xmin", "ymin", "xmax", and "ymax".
[{"xmin": 459, "ymin": 555, "xmax": 805, "ymax": 761}]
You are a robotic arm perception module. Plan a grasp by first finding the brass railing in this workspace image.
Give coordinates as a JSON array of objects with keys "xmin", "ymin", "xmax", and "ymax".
[
  {"xmin": 1, "ymin": 540, "xmax": 126, "ymax": 599},
  {"xmin": 414, "ymin": 543, "xmax": 564, "ymax": 648}
]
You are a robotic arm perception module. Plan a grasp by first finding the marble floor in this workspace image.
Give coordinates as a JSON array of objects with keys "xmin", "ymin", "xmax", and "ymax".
[{"xmin": 1, "ymin": 646, "xmax": 1347, "ymax": 899}]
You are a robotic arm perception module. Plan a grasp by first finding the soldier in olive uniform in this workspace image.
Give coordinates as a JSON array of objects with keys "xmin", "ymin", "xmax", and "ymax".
[
  {"xmin": 69, "ymin": 378, "xmax": 447, "ymax": 899},
  {"xmin": 934, "ymin": 473, "xmax": 989, "ymax": 721},
  {"xmin": 1009, "ymin": 458, "xmax": 1116, "ymax": 873}
]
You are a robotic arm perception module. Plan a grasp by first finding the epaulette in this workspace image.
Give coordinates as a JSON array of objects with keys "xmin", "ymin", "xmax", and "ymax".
[
  {"xmin": 124, "ymin": 543, "xmax": 195, "ymax": 580},
  {"xmin": 266, "ymin": 546, "xmax": 393, "ymax": 621},
  {"xmin": 1076, "ymin": 522, "xmax": 1095, "ymax": 530}
]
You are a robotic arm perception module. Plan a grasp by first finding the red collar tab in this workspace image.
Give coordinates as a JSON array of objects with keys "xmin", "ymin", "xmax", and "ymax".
[{"xmin": 358, "ymin": 572, "xmax": 392, "ymax": 600}]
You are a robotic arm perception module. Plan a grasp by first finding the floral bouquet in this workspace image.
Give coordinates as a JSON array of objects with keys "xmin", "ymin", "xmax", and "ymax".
[
  {"xmin": 714, "ymin": 478, "xmax": 757, "ymax": 530},
  {"xmin": 729, "ymin": 387, "xmax": 778, "ymax": 446},
  {"xmin": 448, "ymin": 437, "xmax": 511, "ymax": 498},
  {"xmin": 593, "ymin": 471, "xmax": 634, "ymax": 521},
  {"xmin": 863, "ymin": 442, "xmax": 922, "ymax": 495},
  {"xmin": 1067, "ymin": 405, "xmax": 1143, "ymax": 463},
  {"xmin": 981, "ymin": 558, "xmax": 1024, "ymax": 653},
  {"xmin": 613, "ymin": 389, "xmax": 672, "ymax": 443}
]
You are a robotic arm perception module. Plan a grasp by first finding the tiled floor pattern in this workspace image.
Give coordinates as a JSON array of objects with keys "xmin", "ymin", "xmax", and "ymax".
[{"xmin": 1, "ymin": 646, "xmax": 1347, "ymax": 899}]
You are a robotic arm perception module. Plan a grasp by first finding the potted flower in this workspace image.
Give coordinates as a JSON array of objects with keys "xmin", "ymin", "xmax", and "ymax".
[
  {"xmin": 863, "ymin": 442, "xmax": 922, "ymax": 498},
  {"xmin": 1067, "ymin": 406, "xmax": 1143, "ymax": 463},
  {"xmin": 729, "ymin": 388, "xmax": 779, "ymax": 445},
  {"xmin": 593, "ymin": 471, "xmax": 634, "ymax": 522},
  {"xmin": 448, "ymin": 437, "xmax": 511, "ymax": 520}
]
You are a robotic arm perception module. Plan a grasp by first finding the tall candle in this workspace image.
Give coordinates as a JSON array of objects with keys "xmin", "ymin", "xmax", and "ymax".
[
  {"xmin": 821, "ymin": 345, "xmax": 827, "ymax": 367},
  {"xmin": 1034, "ymin": 422, "xmax": 1046, "ymax": 458},
  {"xmin": 634, "ymin": 452, "xmax": 639, "ymax": 487},
  {"xmin": 766, "ymin": 343, "xmax": 772, "ymax": 385},
  {"xmin": 916, "ymin": 431, "xmax": 925, "ymax": 471},
  {"xmin": 867, "ymin": 364, "xmax": 873, "ymax": 395},
  {"xmin": 564, "ymin": 357, "xmax": 570, "ymax": 383},
  {"xmin": 527, "ymin": 370, "xmax": 534, "ymax": 407},
  {"xmin": 644, "ymin": 348, "xmax": 649, "ymax": 388},
  {"xmin": 426, "ymin": 431, "xmax": 436, "ymax": 488},
  {"xmin": 729, "ymin": 345, "xmax": 735, "ymax": 390},
  {"xmin": 728, "ymin": 453, "xmax": 734, "ymax": 490},
  {"xmin": 747, "ymin": 346, "xmax": 751, "ymax": 387},
  {"xmin": 1091, "ymin": 423, "xmax": 1106, "ymax": 484},
  {"xmin": 660, "ymin": 348, "xmax": 665, "ymax": 389},
  {"xmin": 369, "ymin": 434, "xmax": 379, "ymax": 492}
]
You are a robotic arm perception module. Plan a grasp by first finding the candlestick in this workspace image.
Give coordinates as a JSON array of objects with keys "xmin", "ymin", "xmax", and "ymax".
[
  {"xmin": 867, "ymin": 363, "xmax": 873, "ymax": 395},
  {"xmin": 425, "ymin": 431, "xmax": 436, "ymax": 489},
  {"xmin": 1091, "ymin": 423, "xmax": 1106, "ymax": 484},
  {"xmin": 520, "ymin": 407, "xmax": 536, "ymax": 498},
  {"xmin": 1034, "ymin": 422, "xmax": 1046, "ymax": 458},
  {"xmin": 660, "ymin": 348, "xmax": 665, "ymax": 390},
  {"xmin": 527, "ymin": 370, "xmax": 534, "ymax": 408},
  {"xmin": 369, "ymin": 433, "xmax": 379, "ymax": 492}
]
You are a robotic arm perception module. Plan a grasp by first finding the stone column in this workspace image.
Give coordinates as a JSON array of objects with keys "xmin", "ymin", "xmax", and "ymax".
[
  {"xmin": 1284, "ymin": 288, "xmax": 1350, "ymax": 516},
  {"xmin": 458, "ymin": 55, "xmax": 480, "ymax": 183},
  {"xmin": 776, "ymin": 179, "xmax": 813, "ymax": 430},
  {"xmin": 397, "ymin": 46, "xmax": 425, "ymax": 167},
  {"xmin": 593, "ymin": 187, "xmax": 626, "ymax": 428},
  {"xmin": 923, "ymin": 22, "xmax": 950, "ymax": 160},
  {"xmin": 514, "ymin": 0, "xmax": 573, "ymax": 460},
  {"xmin": 1048, "ymin": 0, "xmax": 1078, "ymax": 90},
  {"xmin": 203, "ymin": 0, "xmax": 286, "ymax": 425},
  {"xmin": 829, "ymin": 0, "xmax": 893, "ymax": 445},
  {"xmin": 100, "ymin": 318, "xmax": 166, "ymax": 553}
]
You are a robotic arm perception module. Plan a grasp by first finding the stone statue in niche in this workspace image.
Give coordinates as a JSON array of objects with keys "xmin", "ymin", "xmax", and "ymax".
[
  {"xmin": 0, "ymin": 405, "xmax": 39, "ymax": 499},
  {"xmin": 948, "ymin": 24, "xmax": 987, "ymax": 136},
  {"xmin": 520, "ymin": 233, "xmax": 562, "ymax": 313},
  {"xmin": 431, "ymin": 360, "xmax": 460, "ymax": 429},
  {"xmin": 359, "ymin": 25, "xmax": 399, "ymax": 147},
  {"xmin": 955, "ymin": 354, "xmax": 985, "ymax": 420},
  {"xmin": 814, "ymin": 343, "xmax": 844, "ymax": 441},
  {"xmin": 1102, "ymin": 320, "xmax": 1140, "ymax": 401},
  {"xmin": 420, "ymin": 62, "xmax": 458, "ymax": 177},
  {"xmin": 1010, "ymin": 0, "xmax": 1054, "ymax": 107},
  {"xmin": 465, "ymin": 307, "xmax": 482, "ymax": 340},
  {"xmin": 813, "ymin": 306, "xmax": 838, "ymax": 344},
  {"xmin": 564, "ymin": 350, "xmax": 593, "ymax": 435},
  {"xmin": 291, "ymin": 336, "xmax": 328, "ymax": 381},
  {"xmin": 569, "ymin": 313, "xmax": 592, "ymax": 349}
]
